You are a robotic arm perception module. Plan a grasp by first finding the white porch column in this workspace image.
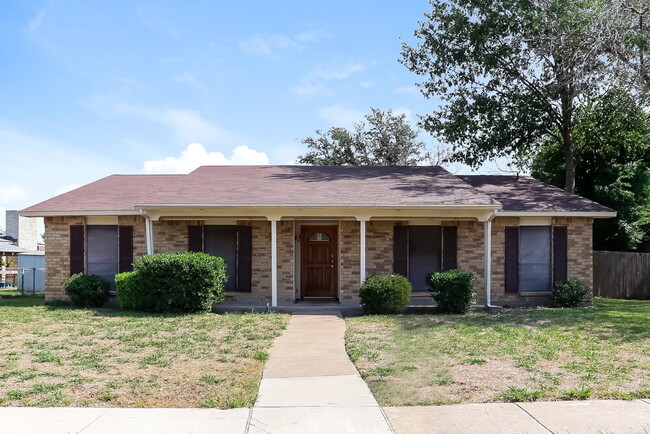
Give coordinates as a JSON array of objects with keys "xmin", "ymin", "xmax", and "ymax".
[
  {"xmin": 268, "ymin": 217, "xmax": 280, "ymax": 307},
  {"xmin": 484, "ymin": 218, "xmax": 492, "ymax": 307},
  {"xmin": 357, "ymin": 217, "xmax": 370, "ymax": 285},
  {"xmin": 143, "ymin": 213, "xmax": 154, "ymax": 255}
]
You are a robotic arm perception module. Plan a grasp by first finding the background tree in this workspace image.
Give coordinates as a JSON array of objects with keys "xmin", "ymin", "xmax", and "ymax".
[
  {"xmin": 531, "ymin": 88, "xmax": 650, "ymax": 251},
  {"xmin": 400, "ymin": 0, "xmax": 615, "ymax": 192},
  {"xmin": 297, "ymin": 108, "xmax": 431, "ymax": 166}
]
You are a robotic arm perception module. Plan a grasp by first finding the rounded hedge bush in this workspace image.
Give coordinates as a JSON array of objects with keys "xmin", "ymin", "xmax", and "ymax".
[
  {"xmin": 115, "ymin": 271, "xmax": 141, "ymax": 310},
  {"xmin": 426, "ymin": 269, "xmax": 475, "ymax": 314},
  {"xmin": 359, "ymin": 274, "xmax": 412, "ymax": 314},
  {"xmin": 120, "ymin": 252, "xmax": 227, "ymax": 313},
  {"xmin": 64, "ymin": 273, "xmax": 111, "ymax": 308},
  {"xmin": 553, "ymin": 279, "xmax": 590, "ymax": 307}
]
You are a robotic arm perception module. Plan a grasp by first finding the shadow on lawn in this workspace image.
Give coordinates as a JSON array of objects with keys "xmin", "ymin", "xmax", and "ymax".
[{"xmin": 394, "ymin": 298, "xmax": 650, "ymax": 343}]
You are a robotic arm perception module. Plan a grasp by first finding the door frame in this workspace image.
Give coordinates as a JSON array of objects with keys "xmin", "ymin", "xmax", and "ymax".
[{"xmin": 295, "ymin": 222, "xmax": 340, "ymax": 300}]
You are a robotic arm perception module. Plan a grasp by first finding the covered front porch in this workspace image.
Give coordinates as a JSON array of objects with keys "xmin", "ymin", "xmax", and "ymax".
[{"xmin": 137, "ymin": 204, "xmax": 498, "ymax": 308}]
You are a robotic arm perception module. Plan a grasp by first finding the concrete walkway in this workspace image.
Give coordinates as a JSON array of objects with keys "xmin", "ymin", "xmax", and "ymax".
[{"xmin": 248, "ymin": 312, "xmax": 393, "ymax": 433}]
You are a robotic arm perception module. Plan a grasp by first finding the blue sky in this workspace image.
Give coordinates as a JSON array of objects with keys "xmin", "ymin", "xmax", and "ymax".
[{"xmin": 0, "ymin": 0, "xmax": 502, "ymax": 231}]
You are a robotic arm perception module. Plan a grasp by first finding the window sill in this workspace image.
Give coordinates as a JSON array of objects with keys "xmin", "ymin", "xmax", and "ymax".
[{"xmin": 519, "ymin": 291, "xmax": 552, "ymax": 297}]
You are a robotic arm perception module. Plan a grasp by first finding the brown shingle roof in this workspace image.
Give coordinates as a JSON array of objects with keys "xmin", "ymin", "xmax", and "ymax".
[
  {"xmin": 459, "ymin": 175, "xmax": 614, "ymax": 213},
  {"xmin": 21, "ymin": 166, "xmax": 614, "ymax": 215}
]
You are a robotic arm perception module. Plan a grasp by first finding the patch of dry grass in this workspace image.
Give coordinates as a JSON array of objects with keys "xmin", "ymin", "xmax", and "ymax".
[
  {"xmin": 345, "ymin": 298, "xmax": 650, "ymax": 406},
  {"xmin": 0, "ymin": 296, "xmax": 288, "ymax": 408}
]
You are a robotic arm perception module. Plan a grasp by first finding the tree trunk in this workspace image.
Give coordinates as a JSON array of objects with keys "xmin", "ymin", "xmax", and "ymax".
[
  {"xmin": 560, "ymin": 89, "xmax": 576, "ymax": 194},
  {"xmin": 562, "ymin": 130, "xmax": 575, "ymax": 194}
]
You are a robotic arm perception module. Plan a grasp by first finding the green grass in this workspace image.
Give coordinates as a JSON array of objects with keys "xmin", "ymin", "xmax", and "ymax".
[
  {"xmin": 345, "ymin": 298, "xmax": 650, "ymax": 406},
  {"xmin": 0, "ymin": 295, "xmax": 288, "ymax": 408}
]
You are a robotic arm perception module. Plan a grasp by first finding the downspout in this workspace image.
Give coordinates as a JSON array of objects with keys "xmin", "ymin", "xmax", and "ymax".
[
  {"xmin": 141, "ymin": 210, "xmax": 154, "ymax": 256},
  {"xmin": 485, "ymin": 210, "xmax": 498, "ymax": 308}
]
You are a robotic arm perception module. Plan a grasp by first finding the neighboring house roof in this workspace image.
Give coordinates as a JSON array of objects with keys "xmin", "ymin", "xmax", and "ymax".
[
  {"xmin": 20, "ymin": 166, "xmax": 614, "ymax": 217},
  {"xmin": 0, "ymin": 243, "xmax": 29, "ymax": 254},
  {"xmin": 459, "ymin": 175, "xmax": 615, "ymax": 214}
]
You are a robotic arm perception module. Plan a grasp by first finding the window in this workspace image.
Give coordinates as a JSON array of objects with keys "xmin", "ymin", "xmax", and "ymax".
[
  {"xmin": 393, "ymin": 225, "xmax": 457, "ymax": 292},
  {"xmin": 69, "ymin": 225, "xmax": 133, "ymax": 290},
  {"xmin": 188, "ymin": 225, "xmax": 252, "ymax": 292},
  {"xmin": 505, "ymin": 225, "xmax": 568, "ymax": 293},
  {"xmin": 519, "ymin": 226, "xmax": 551, "ymax": 292},
  {"xmin": 86, "ymin": 225, "xmax": 118, "ymax": 288},
  {"xmin": 308, "ymin": 232, "xmax": 330, "ymax": 242}
]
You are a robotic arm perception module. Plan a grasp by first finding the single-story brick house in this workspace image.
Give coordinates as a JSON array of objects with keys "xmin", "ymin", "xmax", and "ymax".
[{"xmin": 21, "ymin": 166, "xmax": 615, "ymax": 306}]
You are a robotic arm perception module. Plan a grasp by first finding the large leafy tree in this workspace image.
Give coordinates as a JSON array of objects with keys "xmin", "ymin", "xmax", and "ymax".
[
  {"xmin": 297, "ymin": 108, "xmax": 431, "ymax": 166},
  {"xmin": 400, "ymin": 0, "xmax": 616, "ymax": 192},
  {"xmin": 531, "ymin": 89, "xmax": 650, "ymax": 251}
]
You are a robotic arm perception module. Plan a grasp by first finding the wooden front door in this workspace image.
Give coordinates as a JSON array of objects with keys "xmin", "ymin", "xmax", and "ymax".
[{"xmin": 301, "ymin": 226, "xmax": 338, "ymax": 298}]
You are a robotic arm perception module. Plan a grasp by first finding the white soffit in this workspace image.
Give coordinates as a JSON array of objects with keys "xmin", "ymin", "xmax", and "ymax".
[
  {"xmin": 86, "ymin": 216, "xmax": 118, "ymax": 225},
  {"xmin": 519, "ymin": 217, "xmax": 552, "ymax": 226}
]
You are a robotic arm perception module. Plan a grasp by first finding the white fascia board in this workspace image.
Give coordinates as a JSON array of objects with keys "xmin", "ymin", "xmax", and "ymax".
[
  {"xmin": 134, "ymin": 203, "xmax": 502, "ymax": 210},
  {"xmin": 19, "ymin": 210, "xmax": 141, "ymax": 217},
  {"xmin": 496, "ymin": 211, "xmax": 617, "ymax": 218}
]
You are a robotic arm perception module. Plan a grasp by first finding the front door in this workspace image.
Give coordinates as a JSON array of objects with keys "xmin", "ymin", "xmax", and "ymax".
[{"xmin": 301, "ymin": 226, "xmax": 338, "ymax": 299}]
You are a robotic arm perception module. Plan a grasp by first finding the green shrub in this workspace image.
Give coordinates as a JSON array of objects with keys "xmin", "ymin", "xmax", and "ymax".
[
  {"xmin": 553, "ymin": 279, "xmax": 590, "ymax": 307},
  {"xmin": 115, "ymin": 271, "xmax": 142, "ymax": 310},
  {"xmin": 128, "ymin": 252, "xmax": 227, "ymax": 313},
  {"xmin": 359, "ymin": 274, "xmax": 412, "ymax": 314},
  {"xmin": 63, "ymin": 273, "xmax": 110, "ymax": 308},
  {"xmin": 426, "ymin": 269, "xmax": 475, "ymax": 314}
]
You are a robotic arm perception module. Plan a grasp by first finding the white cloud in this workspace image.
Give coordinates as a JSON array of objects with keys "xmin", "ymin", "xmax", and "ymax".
[
  {"xmin": 84, "ymin": 96, "xmax": 241, "ymax": 145},
  {"xmin": 290, "ymin": 84, "xmax": 331, "ymax": 98},
  {"xmin": 239, "ymin": 30, "xmax": 332, "ymax": 59},
  {"xmin": 141, "ymin": 143, "xmax": 269, "ymax": 174},
  {"xmin": 317, "ymin": 105, "xmax": 365, "ymax": 127},
  {"xmin": 359, "ymin": 81, "xmax": 376, "ymax": 88},
  {"xmin": 291, "ymin": 61, "xmax": 366, "ymax": 99},
  {"xmin": 313, "ymin": 62, "xmax": 365, "ymax": 80}
]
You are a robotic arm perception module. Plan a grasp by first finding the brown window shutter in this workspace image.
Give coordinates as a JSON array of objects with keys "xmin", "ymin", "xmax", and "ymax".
[
  {"xmin": 236, "ymin": 226, "xmax": 253, "ymax": 292},
  {"xmin": 188, "ymin": 225, "xmax": 204, "ymax": 252},
  {"xmin": 118, "ymin": 226, "xmax": 134, "ymax": 273},
  {"xmin": 441, "ymin": 226, "xmax": 458, "ymax": 271},
  {"xmin": 393, "ymin": 225, "xmax": 408, "ymax": 276},
  {"xmin": 553, "ymin": 226, "xmax": 568, "ymax": 284},
  {"xmin": 504, "ymin": 226, "xmax": 519, "ymax": 293},
  {"xmin": 69, "ymin": 225, "xmax": 85, "ymax": 275}
]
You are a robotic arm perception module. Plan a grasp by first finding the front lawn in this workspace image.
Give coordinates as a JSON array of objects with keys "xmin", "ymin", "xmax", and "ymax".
[
  {"xmin": 345, "ymin": 298, "xmax": 650, "ymax": 406},
  {"xmin": 0, "ymin": 296, "xmax": 288, "ymax": 408}
]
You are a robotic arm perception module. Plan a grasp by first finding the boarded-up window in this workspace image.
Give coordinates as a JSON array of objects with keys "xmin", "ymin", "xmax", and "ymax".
[
  {"xmin": 519, "ymin": 226, "xmax": 551, "ymax": 292},
  {"xmin": 409, "ymin": 226, "xmax": 442, "ymax": 292},
  {"xmin": 86, "ymin": 225, "xmax": 118, "ymax": 289},
  {"xmin": 393, "ymin": 225, "xmax": 454, "ymax": 292},
  {"xmin": 204, "ymin": 226, "xmax": 238, "ymax": 292},
  {"xmin": 191, "ymin": 225, "xmax": 252, "ymax": 292}
]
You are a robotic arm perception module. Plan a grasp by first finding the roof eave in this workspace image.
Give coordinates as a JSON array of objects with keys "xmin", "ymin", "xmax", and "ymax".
[
  {"xmin": 497, "ymin": 211, "xmax": 617, "ymax": 218},
  {"xmin": 19, "ymin": 210, "xmax": 141, "ymax": 218}
]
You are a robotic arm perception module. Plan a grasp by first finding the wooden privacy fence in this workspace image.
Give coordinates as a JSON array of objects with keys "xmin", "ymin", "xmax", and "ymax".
[{"xmin": 593, "ymin": 251, "xmax": 650, "ymax": 299}]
